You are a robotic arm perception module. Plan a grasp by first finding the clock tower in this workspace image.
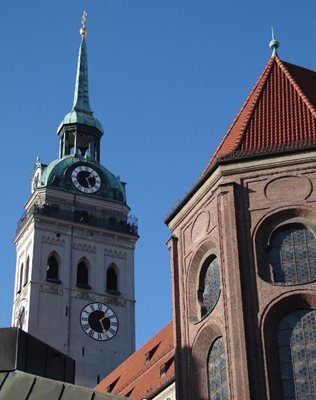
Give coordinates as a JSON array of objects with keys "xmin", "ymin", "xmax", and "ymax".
[{"xmin": 12, "ymin": 15, "xmax": 138, "ymax": 388}]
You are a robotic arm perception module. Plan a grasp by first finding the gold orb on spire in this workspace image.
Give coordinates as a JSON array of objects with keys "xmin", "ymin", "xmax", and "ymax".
[{"xmin": 80, "ymin": 10, "xmax": 88, "ymax": 37}]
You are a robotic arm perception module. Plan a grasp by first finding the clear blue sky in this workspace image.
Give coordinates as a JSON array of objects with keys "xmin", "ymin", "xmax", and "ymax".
[{"xmin": 1, "ymin": 1, "xmax": 316, "ymax": 348}]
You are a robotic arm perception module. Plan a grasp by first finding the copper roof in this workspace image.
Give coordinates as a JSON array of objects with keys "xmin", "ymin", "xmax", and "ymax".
[
  {"xmin": 95, "ymin": 322, "xmax": 174, "ymax": 400},
  {"xmin": 203, "ymin": 55, "xmax": 316, "ymax": 175},
  {"xmin": 0, "ymin": 370, "xmax": 126, "ymax": 400}
]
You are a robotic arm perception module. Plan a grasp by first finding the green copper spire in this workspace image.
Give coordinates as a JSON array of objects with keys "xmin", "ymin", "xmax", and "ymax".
[
  {"xmin": 269, "ymin": 27, "xmax": 280, "ymax": 57},
  {"xmin": 58, "ymin": 11, "xmax": 103, "ymax": 134},
  {"xmin": 72, "ymin": 35, "xmax": 92, "ymax": 112}
]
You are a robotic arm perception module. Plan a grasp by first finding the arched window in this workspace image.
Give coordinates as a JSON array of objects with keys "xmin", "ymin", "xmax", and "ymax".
[
  {"xmin": 17, "ymin": 263, "xmax": 24, "ymax": 293},
  {"xmin": 106, "ymin": 264, "xmax": 119, "ymax": 294},
  {"xmin": 23, "ymin": 256, "xmax": 29, "ymax": 286},
  {"xmin": 208, "ymin": 337, "xmax": 228, "ymax": 399},
  {"xmin": 46, "ymin": 254, "xmax": 60, "ymax": 283},
  {"xmin": 277, "ymin": 308, "xmax": 316, "ymax": 399},
  {"xmin": 267, "ymin": 223, "xmax": 316, "ymax": 285},
  {"xmin": 77, "ymin": 260, "xmax": 90, "ymax": 289},
  {"xmin": 198, "ymin": 255, "xmax": 221, "ymax": 318}
]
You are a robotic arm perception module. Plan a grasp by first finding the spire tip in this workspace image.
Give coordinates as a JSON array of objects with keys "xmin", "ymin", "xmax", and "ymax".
[
  {"xmin": 269, "ymin": 27, "xmax": 280, "ymax": 57},
  {"xmin": 80, "ymin": 10, "xmax": 88, "ymax": 37}
]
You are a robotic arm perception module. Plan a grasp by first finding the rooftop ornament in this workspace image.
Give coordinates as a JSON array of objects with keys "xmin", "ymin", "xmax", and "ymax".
[
  {"xmin": 80, "ymin": 10, "xmax": 88, "ymax": 37},
  {"xmin": 269, "ymin": 27, "xmax": 280, "ymax": 57}
]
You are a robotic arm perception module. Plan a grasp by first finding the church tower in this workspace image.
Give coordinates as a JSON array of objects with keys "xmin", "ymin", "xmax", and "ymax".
[
  {"xmin": 12, "ymin": 14, "xmax": 138, "ymax": 388},
  {"xmin": 166, "ymin": 39, "xmax": 316, "ymax": 399}
]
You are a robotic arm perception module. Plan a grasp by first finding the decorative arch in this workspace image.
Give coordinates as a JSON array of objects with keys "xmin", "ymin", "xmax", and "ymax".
[
  {"xmin": 186, "ymin": 239, "xmax": 220, "ymax": 323},
  {"xmin": 46, "ymin": 252, "xmax": 61, "ymax": 283},
  {"xmin": 106, "ymin": 263, "xmax": 120, "ymax": 294},
  {"xmin": 191, "ymin": 323, "xmax": 225, "ymax": 399},
  {"xmin": 261, "ymin": 291, "xmax": 316, "ymax": 398},
  {"xmin": 254, "ymin": 207, "xmax": 316, "ymax": 284},
  {"xmin": 77, "ymin": 258, "xmax": 90, "ymax": 289}
]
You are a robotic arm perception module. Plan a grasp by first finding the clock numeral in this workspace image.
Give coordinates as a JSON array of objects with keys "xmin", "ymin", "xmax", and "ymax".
[
  {"xmin": 82, "ymin": 323, "xmax": 89, "ymax": 331},
  {"xmin": 81, "ymin": 316, "xmax": 88, "ymax": 322},
  {"xmin": 97, "ymin": 333, "xmax": 103, "ymax": 340}
]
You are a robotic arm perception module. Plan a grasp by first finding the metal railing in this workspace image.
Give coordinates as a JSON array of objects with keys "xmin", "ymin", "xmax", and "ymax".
[{"xmin": 16, "ymin": 204, "xmax": 138, "ymax": 236}]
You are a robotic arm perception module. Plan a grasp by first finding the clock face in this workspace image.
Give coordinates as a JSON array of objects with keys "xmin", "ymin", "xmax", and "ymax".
[
  {"xmin": 80, "ymin": 302, "xmax": 119, "ymax": 341},
  {"xmin": 71, "ymin": 165, "xmax": 101, "ymax": 193}
]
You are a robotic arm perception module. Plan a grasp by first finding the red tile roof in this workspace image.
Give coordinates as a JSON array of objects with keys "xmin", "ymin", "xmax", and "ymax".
[
  {"xmin": 203, "ymin": 55, "xmax": 316, "ymax": 175},
  {"xmin": 95, "ymin": 322, "xmax": 174, "ymax": 400}
]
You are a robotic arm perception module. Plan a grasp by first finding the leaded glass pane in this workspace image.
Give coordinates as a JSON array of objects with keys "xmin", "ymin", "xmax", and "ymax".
[
  {"xmin": 267, "ymin": 224, "xmax": 316, "ymax": 285},
  {"xmin": 277, "ymin": 309, "xmax": 316, "ymax": 399},
  {"xmin": 208, "ymin": 337, "xmax": 228, "ymax": 400},
  {"xmin": 198, "ymin": 256, "xmax": 221, "ymax": 318}
]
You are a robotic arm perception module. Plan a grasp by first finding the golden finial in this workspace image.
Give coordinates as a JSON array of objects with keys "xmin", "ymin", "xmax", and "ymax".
[{"xmin": 80, "ymin": 10, "xmax": 88, "ymax": 37}]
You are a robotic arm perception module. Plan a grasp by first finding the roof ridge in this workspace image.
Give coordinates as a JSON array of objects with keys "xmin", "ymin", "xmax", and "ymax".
[
  {"xmin": 277, "ymin": 57, "xmax": 316, "ymax": 117},
  {"xmin": 203, "ymin": 56, "xmax": 276, "ymax": 174}
]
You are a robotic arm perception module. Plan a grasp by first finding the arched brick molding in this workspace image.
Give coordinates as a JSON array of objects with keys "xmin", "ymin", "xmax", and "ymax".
[
  {"xmin": 254, "ymin": 206, "xmax": 316, "ymax": 283},
  {"xmin": 261, "ymin": 291, "xmax": 316, "ymax": 399},
  {"xmin": 191, "ymin": 323, "xmax": 224, "ymax": 400},
  {"xmin": 186, "ymin": 238, "xmax": 220, "ymax": 324}
]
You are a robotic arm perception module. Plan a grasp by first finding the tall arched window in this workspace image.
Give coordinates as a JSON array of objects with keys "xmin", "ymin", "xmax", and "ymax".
[
  {"xmin": 277, "ymin": 308, "xmax": 316, "ymax": 398},
  {"xmin": 267, "ymin": 223, "xmax": 316, "ymax": 285},
  {"xmin": 17, "ymin": 263, "xmax": 24, "ymax": 293},
  {"xmin": 46, "ymin": 254, "xmax": 60, "ymax": 283},
  {"xmin": 198, "ymin": 255, "xmax": 221, "ymax": 318},
  {"xmin": 106, "ymin": 264, "xmax": 119, "ymax": 294},
  {"xmin": 23, "ymin": 256, "xmax": 29, "ymax": 286},
  {"xmin": 208, "ymin": 337, "xmax": 228, "ymax": 399},
  {"xmin": 77, "ymin": 260, "xmax": 90, "ymax": 289}
]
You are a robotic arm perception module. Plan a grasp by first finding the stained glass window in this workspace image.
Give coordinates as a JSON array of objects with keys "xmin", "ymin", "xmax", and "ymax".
[
  {"xmin": 277, "ymin": 309, "xmax": 316, "ymax": 399},
  {"xmin": 198, "ymin": 256, "xmax": 221, "ymax": 318},
  {"xmin": 208, "ymin": 337, "xmax": 228, "ymax": 400},
  {"xmin": 267, "ymin": 224, "xmax": 316, "ymax": 285}
]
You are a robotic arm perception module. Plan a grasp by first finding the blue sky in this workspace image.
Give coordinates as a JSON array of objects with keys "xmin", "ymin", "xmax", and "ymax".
[{"xmin": 1, "ymin": 1, "xmax": 316, "ymax": 349}]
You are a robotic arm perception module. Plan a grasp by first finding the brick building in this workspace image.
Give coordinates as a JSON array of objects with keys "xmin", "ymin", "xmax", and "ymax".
[{"xmin": 97, "ymin": 39, "xmax": 316, "ymax": 399}]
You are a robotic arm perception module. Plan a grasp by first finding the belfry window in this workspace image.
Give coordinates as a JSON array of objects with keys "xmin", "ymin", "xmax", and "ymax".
[
  {"xmin": 77, "ymin": 260, "xmax": 90, "ymax": 289},
  {"xmin": 277, "ymin": 309, "xmax": 316, "ymax": 399},
  {"xmin": 198, "ymin": 255, "xmax": 221, "ymax": 318},
  {"xmin": 46, "ymin": 254, "xmax": 60, "ymax": 283},
  {"xmin": 208, "ymin": 337, "xmax": 228, "ymax": 399},
  {"xmin": 106, "ymin": 264, "xmax": 119, "ymax": 294},
  {"xmin": 267, "ymin": 223, "xmax": 316, "ymax": 285},
  {"xmin": 17, "ymin": 263, "xmax": 24, "ymax": 293},
  {"xmin": 23, "ymin": 256, "xmax": 29, "ymax": 286}
]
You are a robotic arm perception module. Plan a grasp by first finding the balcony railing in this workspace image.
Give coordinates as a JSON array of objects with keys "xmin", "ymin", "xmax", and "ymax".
[{"xmin": 16, "ymin": 204, "xmax": 138, "ymax": 236}]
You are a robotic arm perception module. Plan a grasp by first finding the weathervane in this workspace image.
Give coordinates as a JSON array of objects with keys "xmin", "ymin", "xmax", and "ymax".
[{"xmin": 80, "ymin": 10, "xmax": 88, "ymax": 37}]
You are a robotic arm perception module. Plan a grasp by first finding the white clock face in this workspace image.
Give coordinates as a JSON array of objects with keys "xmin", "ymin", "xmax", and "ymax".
[
  {"xmin": 80, "ymin": 302, "xmax": 119, "ymax": 341},
  {"xmin": 71, "ymin": 165, "xmax": 101, "ymax": 193}
]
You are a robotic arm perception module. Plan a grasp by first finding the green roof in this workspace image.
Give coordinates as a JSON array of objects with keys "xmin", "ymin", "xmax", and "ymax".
[{"xmin": 0, "ymin": 370, "xmax": 127, "ymax": 400}]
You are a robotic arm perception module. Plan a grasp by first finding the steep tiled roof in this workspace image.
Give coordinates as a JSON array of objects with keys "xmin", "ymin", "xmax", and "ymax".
[
  {"xmin": 95, "ymin": 322, "xmax": 174, "ymax": 400},
  {"xmin": 203, "ymin": 55, "xmax": 316, "ymax": 175}
]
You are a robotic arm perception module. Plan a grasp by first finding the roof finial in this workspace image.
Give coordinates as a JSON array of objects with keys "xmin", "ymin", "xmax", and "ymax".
[
  {"xmin": 80, "ymin": 10, "xmax": 88, "ymax": 37},
  {"xmin": 269, "ymin": 27, "xmax": 280, "ymax": 57}
]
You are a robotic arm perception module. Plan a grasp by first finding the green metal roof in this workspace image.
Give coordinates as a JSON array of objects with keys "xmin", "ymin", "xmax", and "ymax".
[
  {"xmin": 0, "ymin": 370, "xmax": 127, "ymax": 400},
  {"xmin": 58, "ymin": 36, "xmax": 103, "ymax": 133},
  {"xmin": 39, "ymin": 155, "xmax": 126, "ymax": 204}
]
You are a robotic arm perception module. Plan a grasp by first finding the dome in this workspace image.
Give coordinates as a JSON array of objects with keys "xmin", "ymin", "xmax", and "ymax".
[{"xmin": 41, "ymin": 155, "xmax": 126, "ymax": 204}]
